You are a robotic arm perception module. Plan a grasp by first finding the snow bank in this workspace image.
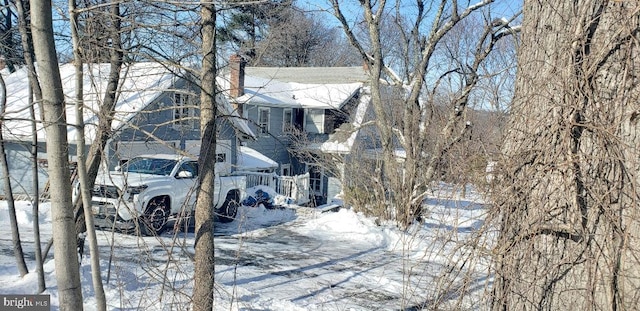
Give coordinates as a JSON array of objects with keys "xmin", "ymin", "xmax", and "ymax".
[
  {"xmin": 0, "ymin": 200, "xmax": 51, "ymax": 227},
  {"xmin": 0, "ymin": 185, "xmax": 491, "ymax": 310}
]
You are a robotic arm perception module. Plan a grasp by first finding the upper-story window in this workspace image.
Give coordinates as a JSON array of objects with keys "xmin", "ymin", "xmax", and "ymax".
[
  {"xmin": 173, "ymin": 92, "xmax": 195, "ymax": 129},
  {"xmin": 283, "ymin": 108, "xmax": 293, "ymax": 133},
  {"xmin": 258, "ymin": 107, "xmax": 270, "ymax": 135},
  {"xmin": 305, "ymin": 108, "xmax": 324, "ymax": 134}
]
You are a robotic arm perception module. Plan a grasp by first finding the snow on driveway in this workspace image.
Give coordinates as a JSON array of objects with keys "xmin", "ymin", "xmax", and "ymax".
[{"xmin": 0, "ymin": 190, "xmax": 491, "ymax": 310}]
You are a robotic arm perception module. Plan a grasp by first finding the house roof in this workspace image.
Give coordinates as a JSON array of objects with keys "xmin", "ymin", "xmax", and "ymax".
[
  {"xmin": 3, "ymin": 62, "xmax": 174, "ymax": 143},
  {"xmin": 245, "ymin": 67, "xmax": 369, "ymax": 84},
  {"xmin": 2, "ymin": 62, "xmax": 254, "ymax": 143},
  {"xmin": 237, "ymin": 146, "xmax": 278, "ymax": 171},
  {"xmin": 319, "ymin": 91, "xmax": 372, "ymax": 154},
  {"xmin": 222, "ymin": 66, "xmax": 369, "ymax": 109},
  {"xmin": 216, "ymin": 94, "xmax": 255, "ymax": 140}
]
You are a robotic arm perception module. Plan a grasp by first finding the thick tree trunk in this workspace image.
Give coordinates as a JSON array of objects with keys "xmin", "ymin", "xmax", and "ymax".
[
  {"xmin": 31, "ymin": 0, "xmax": 84, "ymax": 309},
  {"xmin": 192, "ymin": 2, "xmax": 216, "ymax": 310},
  {"xmin": 492, "ymin": 2, "xmax": 640, "ymax": 310}
]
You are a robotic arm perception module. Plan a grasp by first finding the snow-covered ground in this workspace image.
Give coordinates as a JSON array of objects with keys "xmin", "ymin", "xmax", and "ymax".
[{"xmin": 0, "ymin": 186, "xmax": 492, "ymax": 310}]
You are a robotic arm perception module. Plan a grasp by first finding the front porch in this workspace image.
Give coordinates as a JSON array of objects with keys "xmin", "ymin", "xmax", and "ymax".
[{"xmin": 234, "ymin": 171, "xmax": 310, "ymax": 205}]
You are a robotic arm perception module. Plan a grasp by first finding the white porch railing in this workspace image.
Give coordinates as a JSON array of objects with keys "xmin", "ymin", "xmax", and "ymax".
[{"xmin": 234, "ymin": 171, "xmax": 310, "ymax": 205}]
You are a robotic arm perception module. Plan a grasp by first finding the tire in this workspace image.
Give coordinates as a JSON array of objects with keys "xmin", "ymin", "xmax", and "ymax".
[
  {"xmin": 139, "ymin": 197, "xmax": 170, "ymax": 236},
  {"xmin": 217, "ymin": 192, "xmax": 239, "ymax": 223}
]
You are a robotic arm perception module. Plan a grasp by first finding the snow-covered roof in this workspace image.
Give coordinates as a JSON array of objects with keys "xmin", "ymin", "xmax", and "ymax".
[
  {"xmin": 216, "ymin": 93, "xmax": 255, "ymax": 140},
  {"xmin": 237, "ymin": 146, "xmax": 278, "ymax": 171},
  {"xmin": 220, "ymin": 66, "xmax": 368, "ymax": 109},
  {"xmin": 245, "ymin": 66, "xmax": 369, "ymax": 84},
  {"xmin": 2, "ymin": 63, "xmax": 177, "ymax": 143},
  {"xmin": 319, "ymin": 92, "xmax": 371, "ymax": 154},
  {"xmin": 1, "ymin": 62, "xmax": 255, "ymax": 143}
]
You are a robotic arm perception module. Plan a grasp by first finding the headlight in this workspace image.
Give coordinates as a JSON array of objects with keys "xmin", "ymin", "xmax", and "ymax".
[{"xmin": 126, "ymin": 185, "xmax": 148, "ymax": 202}]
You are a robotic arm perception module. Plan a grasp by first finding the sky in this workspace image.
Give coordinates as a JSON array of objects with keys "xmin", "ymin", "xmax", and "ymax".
[
  {"xmin": 298, "ymin": 0, "xmax": 522, "ymax": 24},
  {"xmin": 0, "ymin": 185, "xmax": 491, "ymax": 310}
]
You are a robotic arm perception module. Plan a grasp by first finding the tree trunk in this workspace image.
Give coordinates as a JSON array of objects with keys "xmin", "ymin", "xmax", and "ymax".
[
  {"xmin": 29, "ymin": 88, "xmax": 46, "ymax": 292},
  {"xmin": 72, "ymin": 0, "xmax": 124, "ymax": 235},
  {"xmin": 331, "ymin": 0, "xmax": 499, "ymax": 229},
  {"xmin": 69, "ymin": 0, "xmax": 106, "ymax": 309},
  {"xmin": 31, "ymin": 0, "xmax": 83, "ymax": 309},
  {"xmin": 192, "ymin": 2, "xmax": 217, "ymax": 310},
  {"xmin": 16, "ymin": 0, "xmax": 46, "ymax": 291},
  {"xmin": 0, "ymin": 74, "xmax": 29, "ymax": 277},
  {"xmin": 492, "ymin": 2, "xmax": 640, "ymax": 310}
]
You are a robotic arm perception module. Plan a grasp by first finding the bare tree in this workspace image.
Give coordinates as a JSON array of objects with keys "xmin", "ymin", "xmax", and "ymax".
[
  {"xmin": 219, "ymin": 1, "xmax": 356, "ymax": 66},
  {"xmin": 317, "ymin": 4, "xmax": 521, "ymax": 307},
  {"xmin": 253, "ymin": 9, "xmax": 339, "ymax": 66},
  {"xmin": 491, "ymin": 1, "xmax": 640, "ymax": 310},
  {"xmin": 306, "ymin": 29, "xmax": 361, "ymax": 67},
  {"xmin": 0, "ymin": 0, "xmax": 23, "ymax": 71},
  {"xmin": 0, "ymin": 0, "xmax": 31, "ymax": 280},
  {"xmin": 70, "ymin": 0, "xmax": 123, "ymax": 239},
  {"xmin": 30, "ymin": 0, "xmax": 83, "ymax": 309},
  {"xmin": 330, "ymin": 0, "xmax": 516, "ymax": 227},
  {"xmin": 75, "ymin": 0, "xmax": 113, "ymax": 62},
  {"xmin": 69, "ymin": 0, "xmax": 106, "ymax": 309},
  {"xmin": 0, "ymin": 70, "xmax": 29, "ymax": 277},
  {"xmin": 14, "ymin": 0, "xmax": 47, "ymax": 292},
  {"xmin": 192, "ymin": 1, "xmax": 216, "ymax": 310}
]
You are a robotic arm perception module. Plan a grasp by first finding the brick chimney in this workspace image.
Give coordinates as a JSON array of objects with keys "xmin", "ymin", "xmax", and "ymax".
[{"xmin": 230, "ymin": 54, "xmax": 245, "ymax": 98}]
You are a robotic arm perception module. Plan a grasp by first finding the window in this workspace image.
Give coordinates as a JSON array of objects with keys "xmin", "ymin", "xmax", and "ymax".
[
  {"xmin": 178, "ymin": 161, "xmax": 198, "ymax": 178},
  {"xmin": 216, "ymin": 153, "xmax": 227, "ymax": 163},
  {"xmin": 305, "ymin": 109, "xmax": 324, "ymax": 134},
  {"xmin": 283, "ymin": 109, "xmax": 293, "ymax": 133},
  {"xmin": 173, "ymin": 92, "xmax": 195, "ymax": 129},
  {"xmin": 214, "ymin": 140, "xmax": 232, "ymax": 176},
  {"xmin": 281, "ymin": 164, "xmax": 291, "ymax": 176},
  {"xmin": 258, "ymin": 107, "xmax": 270, "ymax": 135},
  {"xmin": 308, "ymin": 164, "xmax": 323, "ymax": 195},
  {"xmin": 124, "ymin": 157, "xmax": 177, "ymax": 176}
]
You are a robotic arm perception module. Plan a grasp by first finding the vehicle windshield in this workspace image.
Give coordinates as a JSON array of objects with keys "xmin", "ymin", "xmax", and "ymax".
[{"xmin": 122, "ymin": 157, "xmax": 177, "ymax": 176}]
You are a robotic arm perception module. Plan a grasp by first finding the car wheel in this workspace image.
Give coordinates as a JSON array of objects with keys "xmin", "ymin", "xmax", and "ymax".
[
  {"xmin": 217, "ymin": 192, "xmax": 239, "ymax": 223},
  {"xmin": 139, "ymin": 197, "xmax": 169, "ymax": 236}
]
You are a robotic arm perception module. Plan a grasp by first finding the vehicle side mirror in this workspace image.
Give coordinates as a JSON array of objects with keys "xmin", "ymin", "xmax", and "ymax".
[{"xmin": 176, "ymin": 170, "xmax": 193, "ymax": 179}]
